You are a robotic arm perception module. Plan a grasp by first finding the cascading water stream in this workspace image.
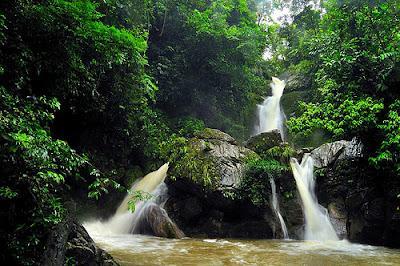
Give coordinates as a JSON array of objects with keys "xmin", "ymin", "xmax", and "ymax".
[
  {"xmin": 254, "ymin": 77, "xmax": 286, "ymax": 139},
  {"xmin": 84, "ymin": 163, "xmax": 170, "ymax": 235},
  {"xmin": 290, "ymin": 154, "xmax": 338, "ymax": 241},
  {"xmin": 269, "ymin": 178, "xmax": 289, "ymax": 239}
]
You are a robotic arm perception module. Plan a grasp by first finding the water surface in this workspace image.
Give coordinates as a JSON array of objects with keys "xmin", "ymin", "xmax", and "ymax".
[{"xmin": 90, "ymin": 233, "xmax": 400, "ymax": 265}]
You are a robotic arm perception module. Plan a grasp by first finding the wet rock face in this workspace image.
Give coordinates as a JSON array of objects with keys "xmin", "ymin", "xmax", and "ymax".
[
  {"xmin": 165, "ymin": 182, "xmax": 274, "ymax": 239},
  {"xmin": 135, "ymin": 203, "xmax": 185, "ymax": 239},
  {"xmin": 312, "ymin": 140, "xmax": 400, "ymax": 247}
]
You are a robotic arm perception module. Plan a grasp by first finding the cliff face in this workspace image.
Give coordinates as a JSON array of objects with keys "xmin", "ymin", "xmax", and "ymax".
[
  {"xmin": 164, "ymin": 128, "xmax": 400, "ymax": 247},
  {"xmin": 311, "ymin": 139, "xmax": 400, "ymax": 247}
]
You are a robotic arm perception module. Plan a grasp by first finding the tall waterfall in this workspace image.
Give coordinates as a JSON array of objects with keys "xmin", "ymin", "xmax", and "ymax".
[
  {"xmin": 84, "ymin": 163, "xmax": 170, "ymax": 235},
  {"xmin": 269, "ymin": 178, "xmax": 289, "ymax": 239},
  {"xmin": 290, "ymin": 154, "xmax": 338, "ymax": 241},
  {"xmin": 254, "ymin": 77, "xmax": 286, "ymax": 139}
]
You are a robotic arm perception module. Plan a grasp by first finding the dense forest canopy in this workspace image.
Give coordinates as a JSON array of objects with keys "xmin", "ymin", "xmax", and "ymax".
[{"xmin": 0, "ymin": 0, "xmax": 399, "ymax": 264}]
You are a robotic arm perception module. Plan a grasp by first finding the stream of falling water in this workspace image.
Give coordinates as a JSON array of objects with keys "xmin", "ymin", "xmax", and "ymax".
[
  {"xmin": 83, "ymin": 163, "xmax": 169, "ymax": 235},
  {"xmin": 290, "ymin": 154, "xmax": 339, "ymax": 241},
  {"xmin": 254, "ymin": 77, "xmax": 286, "ymax": 139},
  {"xmin": 269, "ymin": 178, "xmax": 289, "ymax": 239}
]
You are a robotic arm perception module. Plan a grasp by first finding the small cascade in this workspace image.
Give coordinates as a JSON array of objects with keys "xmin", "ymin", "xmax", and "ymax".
[
  {"xmin": 269, "ymin": 178, "xmax": 289, "ymax": 239},
  {"xmin": 290, "ymin": 154, "xmax": 338, "ymax": 241},
  {"xmin": 84, "ymin": 163, "xmax": 170, "ymax": 235},
  {"xmin": 254, "ymin": 77, "xmax": 286, "ymax": 139}
]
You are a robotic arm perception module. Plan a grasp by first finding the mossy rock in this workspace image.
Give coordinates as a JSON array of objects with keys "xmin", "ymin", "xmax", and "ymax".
[
  {"xmin": 194, "ymin": 128, "xmax": 237, "ymax": 144},
  {"xmin": 244, "ymin": 130, "xmax": 282, "ymax": 156}
]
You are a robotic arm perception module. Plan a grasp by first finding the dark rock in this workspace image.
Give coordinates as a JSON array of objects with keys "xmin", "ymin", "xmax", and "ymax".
[
  {"xmin": 42, "ymin": 219, "xmax": 118, "ymax": 265},
  {"xmin": 66, "ymin": 221, "xmax": 118, "ymax": 265},
  {"xmin": 311, "ymin": 138, "xmax": 400, "ymax": 247},
  {"xmin": 245, "ymin": 130, "xmax": 283, "ymax": 154},
  {"xmin": 328, "ymin": 202, "xmax": 347, "ymax": 239},
  {"xmin": 182, "ymin": 197, "xmax": 203, "ymax": 221},
  {"xmin": 41, "ymin": 220, "xmax": 71, "ymax": 266},
  {"xmin": 135, "ymin": 203, "xmax": 185, "ymax": 239},
  {"xmin": 165, "ymin": 178, "xmax": 274, "ymax": 239}
]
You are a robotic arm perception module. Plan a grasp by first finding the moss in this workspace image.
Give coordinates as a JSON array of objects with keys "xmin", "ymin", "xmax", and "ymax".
[
  {"xmin": 162, "ymin": 136, "xmax": 220, "ymax": 189},
  {"xmin": 194, "ymin": 128, "xmax": 236, "ymax": 143},
  {"xmin": 239, "ymin": 157, "xmax": 289, "ymax": 206}
]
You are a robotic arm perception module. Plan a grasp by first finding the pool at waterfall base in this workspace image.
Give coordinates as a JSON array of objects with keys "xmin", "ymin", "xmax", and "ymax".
[{"xmin": 87, "ymin": 232, "xmax": 400, "ymax": 265}]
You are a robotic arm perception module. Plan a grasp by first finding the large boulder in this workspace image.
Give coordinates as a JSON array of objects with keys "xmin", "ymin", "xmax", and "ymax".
[
  {"xmin": 193, "ymin": 128, "xmax": 257, "ymax": 189},
  {"xmin": 135, "ymin": 203, "xmax": 185, "ymax": 239},
  {"xmin": 165, "ymin": 128, "xmax": 274, "ymax": 238},
  {"xmin": 310, "ymin": 138, "xmax": 363, "ymax": 168},
  {"xmin": 244, "ymin": 130, "xmax": 283, "ymax": 155}
]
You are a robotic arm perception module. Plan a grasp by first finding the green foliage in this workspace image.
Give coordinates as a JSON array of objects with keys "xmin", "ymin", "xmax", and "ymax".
[
  {"xmin": 263, "ymin": 144, "xmax": 296, "ymax": 162},
  {"xmin": 0, "ymin": 86, "xmax": 91, "ymax": 264},
  {"xmin": 87, "ymin": 176, "xmax": 122, "ymax": 200},
  {"xmin": 160, "ymin": 135, "xmax": 219, "ymax": 188},
  {"xmin": 149, "ymin": 0, "xmax": 267, "ymax": 140},
  {"xmin": 370, "ymin": 100, "xmax": 400, "ymax": 173},
  {"xmin": 177, "ymin": 117, "xmax": 206, "ymax": 137},
  {"xmin": 127, "ymin": 191, "xmax": 152, "ymax": 212},
  {"xmin": 239, "ymin": 157, "xmax": 288, "ymax": 206},
  {"xmin": 288, "ymin": 97, "xmax": 384, "ymax": 138},
  {"xmin": 275, "ymin": 0, "xmax": 400, "ymax": 177},
  {"xmin": 1, "ymin": 0, "xmax": 157, "ymax": 175}
]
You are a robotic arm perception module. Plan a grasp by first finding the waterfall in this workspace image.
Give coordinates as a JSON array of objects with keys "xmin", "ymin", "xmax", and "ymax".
[
  {"xmin": 290, "ymin": 154, "xmax": 338, "ymax": 241},
  {"xmin": 269, "ymin": 178, "xmax": 289, "ymax": 239},
  {"xmin": 84, "ymin": 163, "xmax": 170, "ymax": 235},
  {"xmin": 254, "ymin": 77, "xmax": 286, "ymax": 139}
]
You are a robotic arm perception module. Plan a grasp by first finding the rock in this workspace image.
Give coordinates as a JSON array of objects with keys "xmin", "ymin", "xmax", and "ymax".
[
  {"xmin": 182, "ymin": 197, "xmax": 203, "ymax": 221},
  {"xmin": 194, "ymin": 128, "xmax": 237, "ymax": 145},
  {"xmin": 165, "ymin": 178, "xmax": 274, "ymax": 239},
  {"xmin": 135, "ymin": 203, "xmax": 185, "ymax": 239},
  {"xmin": 165, "ymin": 128, "xmax": 286, "ymax": 239},
  {"xmin": 311, "ymin": 139, "xmax": 400, "ymax": 247},
  {"xmin": 193, "ymin": 128, "xmax": 256, "ymax": 189},
  {"xmin": 42, "ymin": 219, "xmax": 118, "ymax": 265},
  {"xmin": 41, "ymin": 219, "xmax": 72, "ymax": 266},
  {"xmin": 244, "ymin": 130, "xmax": 283, "ymax": 155},
  {"xmin": 66, "ymin": 221, "xmax": 118, "ymax": 266},
  {"xmin": 310, "ymin": 138, "xmax": 363, "ymax": 168},
  {"xmin": 279, "ymin": 72, "xmax": 311, "ymax": 93},
  {"xmin": 328, "ymin": 202, "xmax": 347, "ymax": 239}
]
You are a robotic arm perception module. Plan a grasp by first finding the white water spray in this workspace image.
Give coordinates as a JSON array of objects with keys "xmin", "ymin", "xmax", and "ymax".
[
  {"xmin": 255, "ymin": 77, "xmax": 286, "ymax": 139},
  {"xmin": 269, "ymin": 178, "xmax": 289, "ymax": 239},
  {"xmin": 84, "ymin": 163, "xmax": 169, "ymax": 235},
  {"xmin": 290, "ymin": 154, "xmax": 338, "ymax": 241}
]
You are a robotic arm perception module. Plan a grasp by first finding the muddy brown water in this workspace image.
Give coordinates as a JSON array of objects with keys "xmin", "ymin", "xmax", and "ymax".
[{"xmin": 90, "ymin": 234, "xmax": 400, "ymax": 265}]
